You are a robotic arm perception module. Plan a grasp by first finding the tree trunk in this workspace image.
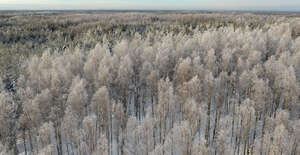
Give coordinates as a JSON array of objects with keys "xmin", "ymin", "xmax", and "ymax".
[
  {"xmin": 135, "ymin": 88, "xmax": 139, "ymax": 120},
  {"xmin": 9, "ymin": 135, "xmax": 18, "ymax": 155},
  {"xmin": 66, "ymin": 143, "xmax": 70, "ymax": 155},
  {"xmin": 251, "ymin": 115, "xmax": 258, "ymax": 155},
  {"xmin": 243, "ymin": 140, "xmax": 247, "ymax": 155},
  {"xmin": 159, "ymin": 118, "xmax": 162, "ymax": 144},
  {"xmin": 151, "ymin": 94, "xmax": 156, "ymax": 149},
  {"xmin": 28, "ymin": 129, "xmax": 34, "ymax": 154},
  {"xmin": 212, "ymin": 108, "xmax": 221, "ymax": 145},
  {"xmin": 116, "ymin": 130, "xmax": 120, "ymax": 155},
  {"xmin": 120, "ymin": 123, "xmax": 127, "ymax": 155},
  {"xmin": 23, "ymin": 130, "xmax": 27, "ymax": 155},
  {"xmin": 231, "ymin": 100, "xmax": 235, "ymax": 145},
  {"xmin": 205, "ymin": 96, "xmax": 211, "ymax": 146},
  {"xmin": 109, "ymin": 97, "xmax": 113, "ymax": 155},
  {"xmin": 273, "ymin": 91, "xmax": 281, "ymax": 117},
  {"xmin": 58, "ymin": 129, "xmax": 63, "ymax": 155},
  {"xmin": 237, "ymin": 117, "xmax": 242, "ymax": 155},
  {"xmin": 292, "ymin": 140, "xmax": 297, "ymax": 155},
  {"xmin": 55, "ymin": 125, "xmax": 63, "ymax": 155},
  {"xmin": 70, "ymin": 142, "xmax": 74, "ymax": 155},
  {"xmin": 260, "ymin": 110, "xmax": 266, "ymax": 155},
  {"xmin": 153, "ymin": 121, "xmax": 156, "ymax": 150},
  {"xmin": 107, "ymin": 124, "xmax": 111, "ymax": 155},
  {"xmin": 120, "ymin": 91, "xmax": 128, "ymax": 155},
  {"xmin": 142, "ymin": 90, "xmax": 145, "ymax": 119},
  {"xmin": 198, "ymin": 116, "xmax": 202, "ymax": 145}
]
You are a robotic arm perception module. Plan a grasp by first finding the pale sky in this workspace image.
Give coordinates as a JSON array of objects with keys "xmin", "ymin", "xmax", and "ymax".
[{"xmin": 0, "ymin": 0, "xmax": 299, "ymax": 11}]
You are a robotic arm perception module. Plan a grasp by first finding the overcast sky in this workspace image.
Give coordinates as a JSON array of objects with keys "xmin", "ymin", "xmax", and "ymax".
[{"xmin": 0, "ymin": 0, "xmax": 299, "ymax": 11}]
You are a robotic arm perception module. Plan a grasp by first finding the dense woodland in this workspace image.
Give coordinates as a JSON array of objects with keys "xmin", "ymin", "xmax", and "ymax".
[{"xmin": 0, "ymin": 11, "xmax": 299, "ymax": 155}]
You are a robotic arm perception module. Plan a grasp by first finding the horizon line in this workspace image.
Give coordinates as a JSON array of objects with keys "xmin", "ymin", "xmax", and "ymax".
[{"xmin": 0, "ymin": 8, "xmax": 299, "ymax": 13}]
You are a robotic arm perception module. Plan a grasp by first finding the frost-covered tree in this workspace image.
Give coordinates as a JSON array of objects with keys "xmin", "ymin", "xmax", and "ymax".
[
  {"xmin": 183, "ymin": 98, "xmax": 201, "ymax": 139},
  {"xmin": 204, "ymin": 49, "xmax": 217, "ymax": 75},
  {"xmin": 38, "ymin": 122, "xmax": 53, "ymax": 149},
  {"xmin": 172, "ymin": 121, "xmax": 193, "ymax": 155},
  {"xmin": 91, "ymin": 87, "xmax": 110, "ymax": 133},
  {"xmin": 62, "ymin": 105, "xmax": 79, "ymax": 155},
  {"xmin": 93, "ymin": 134, "xmax": 109, "ymax": 155},
  {"xmin": 157, "ymin": 77, "xmax": 175, "ymax": 145},
  {"xmin": 82, "ymin": 114, "xmax": 97, "ymax": 153},
  {"xmin": 175, "ymin": 57, "xmax": 192, "ymax": 85},
  {"xmin": 0, "ymin": 92, "xmax": 18, "ymax": 154},
  {"xmin": 138, "ymin": 108, "xmax": 155, "ymax": 154},
  {"xmin": 203, "ymin": 70, "xmax": 214, "ymax": 145},
  {"xmin": 67, "ymin": 76, "xmax": 88, "ymax": 119},
  {"xmin": 240, "ymin": 99, "xmax": 255, "ymax": 155},
  {"xmin": 84, "ymin": 44, "xmax": 107, "ymax": 84}
]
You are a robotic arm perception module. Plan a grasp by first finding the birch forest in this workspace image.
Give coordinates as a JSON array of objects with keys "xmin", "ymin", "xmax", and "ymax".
[{"xmin": 0, "ymin": 12, "xmax": 299, "ymax": 155}]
